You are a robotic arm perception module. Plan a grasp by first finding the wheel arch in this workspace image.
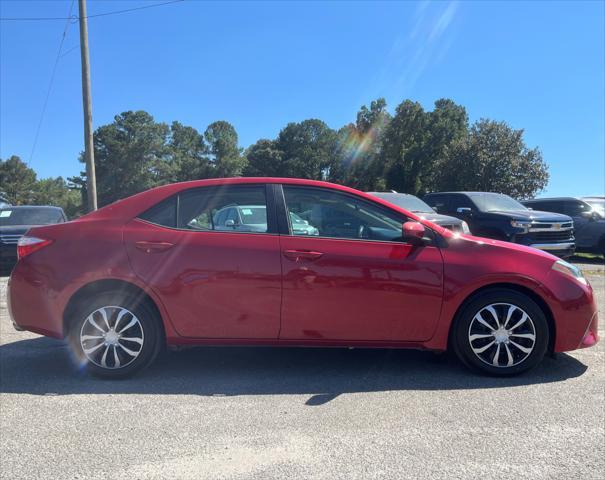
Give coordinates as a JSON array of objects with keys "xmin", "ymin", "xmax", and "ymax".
[
  {"xmin": 62, "ymin": 279, "xmax": 166, "ymax": 343},
  {"xmin": 447, "ymin": 282, "xmax": 556, "ymax": 354}
]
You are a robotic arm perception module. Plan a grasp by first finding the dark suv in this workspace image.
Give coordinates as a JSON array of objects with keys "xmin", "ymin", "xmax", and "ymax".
[
  {"xmin": 423, "ymin": 192, "xmax": 575, "ymax": 257},
  {"xmin": 522, "ymin": 197, "xmax": 605, "ymax": 255},
  {"xmin": 1, "ymin": 205, "xmax": 67, "ymax": 275}
]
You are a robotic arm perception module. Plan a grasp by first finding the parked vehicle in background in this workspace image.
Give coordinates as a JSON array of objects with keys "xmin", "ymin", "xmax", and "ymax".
[
  {"xmin": 8, "ymin": 178, "xmax": 598, "ymax": 379},
  {"xmin": 208, "ymin": 204, "xmax": 319, "ymax": 235},
  {"xmin": 0, "ymin": 206, "xmax": 67, "ymax": 275},
  {"xmin": 0, "ymin": 195, "xmax": 10, "ymax": 208},
  {"xmin": 522, "ymin": 197, "xmax": 605, "ymax": 255},
  {"xmin": 423, "ymin": 192, "xmax": 575, "ymax": 258},
  {"xmin": 367, "ymin": 192, "xmax": 471, "ymax": 234},
  {"xmin": 581, "ymin": 196, "xmax": 605, "ymax": 219}
]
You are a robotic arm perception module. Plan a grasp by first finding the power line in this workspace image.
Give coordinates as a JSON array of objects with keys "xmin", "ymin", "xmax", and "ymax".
[
  {"xmin": 28, "ymin": 0, "xmax": 76, "ymax": 164},
  {"xmin": 0, "ymin": 0, "xmax": 184, "ymax": 21}
]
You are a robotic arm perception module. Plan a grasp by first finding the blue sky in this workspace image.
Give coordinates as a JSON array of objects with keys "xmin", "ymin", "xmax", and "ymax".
[{"xmin": 1, "ymin": 0, "xmax": 603, "ymax": 197}]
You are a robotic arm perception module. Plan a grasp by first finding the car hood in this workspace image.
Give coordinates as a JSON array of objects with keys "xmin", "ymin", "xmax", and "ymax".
[
  {"xmin": 487, "ymin": 209, "xmax": 572, "ymax": 223},
  {"xmin": 0, "ymin": 225, "xmax": 35, "ymax": 236},
  {"xmin": 414, "ymin": 212, "xmax": 463, "ymax": 225}
]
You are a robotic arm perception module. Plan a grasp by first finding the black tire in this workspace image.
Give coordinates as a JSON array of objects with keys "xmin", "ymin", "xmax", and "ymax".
[
  {"xmin": 452, "ymin": 289, "xmax": 549, "ymax": 376},
  {"xmin": 67, "ymin": 291, "xmax": 163, "ymax": 378}
]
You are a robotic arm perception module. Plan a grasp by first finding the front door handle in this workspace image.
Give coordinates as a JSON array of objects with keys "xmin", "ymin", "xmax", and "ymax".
[
  {"xmin": 135, "ymin": 241, "xmax": 175, "ymax": 253},
  {"xmin": 283, "ymin": 249, "xmax": 324, "ymax": 261}
]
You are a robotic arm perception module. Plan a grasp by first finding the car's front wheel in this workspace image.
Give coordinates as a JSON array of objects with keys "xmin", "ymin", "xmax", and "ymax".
[
  {"xmin": 67, "ymin": 292, "xmax": 163, "ymax": 378},
  {"xmin": 453, "ymin": 289, "xmax": 549, "ymax": 376}
]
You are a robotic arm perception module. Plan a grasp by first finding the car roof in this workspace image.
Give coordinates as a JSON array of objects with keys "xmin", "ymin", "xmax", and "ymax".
[
  {"xmin": 522, "ymin": 197, "xmax": 581, "ymax": 202},
  {"xmin": 367, "ymin": 192, "xmax": 417, "ymax": 197},
  {"xmin": 0, "ymin": 205, "xmax": 64, "ymax": 211},
  {"xmin": 424, "ymin": 191, "xmax": 507, "ymax": 196},
  {"xmin": 80, "ymin": 177, "xmax": 450, "ymax": 234}
]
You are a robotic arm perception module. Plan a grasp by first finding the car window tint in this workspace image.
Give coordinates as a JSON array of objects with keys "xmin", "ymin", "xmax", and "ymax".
[
  {"xmin": 283, "ymin": 186, "xmax": 405, "ymax": 242},
  {"xmin": 138, "ymin": 196, "xmax": 177, "ymax": 228},
  {"xmin": 178, "ymin": 186, "xmax": 269, "ymax": 233},
  {"xmin": 540, "ymin": 201, "xmax": 566, "ymax": 214},
  {"xmin": 452, "ymin": 194, "xmax": 475, "ymax": 211},
  {"xmin": 425, "ymin": 195, "xmax": 450, "ymax": 213},
  {"xmin": 565, "ymin": 201, "xmax": 590, "ymax": 217}
]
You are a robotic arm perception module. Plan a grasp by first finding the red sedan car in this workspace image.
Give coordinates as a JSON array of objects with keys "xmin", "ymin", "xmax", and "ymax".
[{"xmin": 7, "ymin": 178, "xmax": 599, "ymax": 378}]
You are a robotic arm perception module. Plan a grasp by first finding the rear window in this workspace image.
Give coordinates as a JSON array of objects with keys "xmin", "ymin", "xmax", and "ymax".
[
  {"xmin": 0, "ymin": 208, "xmax": 64, "ymax": 226},
  {"xmin": 138, "ymin": 185, "xmax": 271, "ymax": 234}
]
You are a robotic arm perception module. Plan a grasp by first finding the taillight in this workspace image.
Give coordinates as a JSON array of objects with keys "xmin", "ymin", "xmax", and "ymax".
[{"xmin": 17, "ymin": 236, "xmax": 54, "ymax": 260}]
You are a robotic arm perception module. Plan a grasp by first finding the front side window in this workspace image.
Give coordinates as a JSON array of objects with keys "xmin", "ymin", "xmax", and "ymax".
[
  {"xmin": 283, "ymin": 186, "xmax": 406, "ymax": 242},
  {"xmin": 565, "ymin": 201, "xmax": 591, "ymax": 217},
  {"xmin": 139, "ymin": 185, "xmax": 270, "ymax": 234}
]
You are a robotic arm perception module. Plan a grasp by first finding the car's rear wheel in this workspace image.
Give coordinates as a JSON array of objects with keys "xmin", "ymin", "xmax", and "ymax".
[
  {"xmin": 67, "ymin": 292, "xmax": 162, "ymax": 378},
  {"xmin": 453, "ymin": 289, "xmax": 549, "ymax": 376}
]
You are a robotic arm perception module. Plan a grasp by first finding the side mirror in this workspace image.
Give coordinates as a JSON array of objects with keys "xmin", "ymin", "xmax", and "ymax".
[
  {"xmin": 402, "ymin": 221, "xmax": 426, "ymax": 246},
  {"xmin": 225, "ymin": 219, "xmax": 236, "ymax": 227}
]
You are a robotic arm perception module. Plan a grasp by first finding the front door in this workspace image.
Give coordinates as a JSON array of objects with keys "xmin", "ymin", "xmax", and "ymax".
[
  {"xmin": 278, "ymin": 185, "xmax": 444, "ymax": 342},
  {"xmin": 124, "ymin": 184, "xmax": 282, "ymax": 339}
]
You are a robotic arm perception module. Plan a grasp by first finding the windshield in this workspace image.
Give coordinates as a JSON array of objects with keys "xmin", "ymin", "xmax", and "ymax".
[
  {"xmin": 238, "ymin": 206, "xmax": 267, "ymax": 225},
  {"xmin": 584, "ymin": 199, "xmax": 605, "ymax": 216},
  {"xmin": 370, "ymin": 193, "xmax": 433, "ymax": 213},
  {"xmin": 468, "ymin": 193, "xmax": 528, "ymax": 212},
  {"xmin": 0, "ymin": 208, "xmax": 63, "ymax": 226}
]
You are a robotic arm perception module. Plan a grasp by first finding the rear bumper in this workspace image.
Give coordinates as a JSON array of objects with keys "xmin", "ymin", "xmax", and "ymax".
[{"xmin": 7, "ymin": 263, "xmax": 65, "ymax": 339}]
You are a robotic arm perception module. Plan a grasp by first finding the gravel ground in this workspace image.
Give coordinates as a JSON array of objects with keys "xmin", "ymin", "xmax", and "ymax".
[{"xmin": 0, "ymin": 261, "xmax": 603, "ymax": 479}]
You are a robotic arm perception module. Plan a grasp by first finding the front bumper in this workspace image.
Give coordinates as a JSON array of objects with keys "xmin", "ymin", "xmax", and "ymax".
[{"xmin": 528, "ymin": 242, "xmax": 575, "ymax": 257}]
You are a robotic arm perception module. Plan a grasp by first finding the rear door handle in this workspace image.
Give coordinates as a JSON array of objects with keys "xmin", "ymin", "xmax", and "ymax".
[
  {"xmin": 135, "ymin": 241, "xmax": 175, "ymax": 253},
  {"xmin": 283, "ymin": 249, "xmax": 324, "ymax": 261}
]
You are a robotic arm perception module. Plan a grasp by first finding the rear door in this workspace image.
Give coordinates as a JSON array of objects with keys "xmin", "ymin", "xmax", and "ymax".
[
  {"xmin": 124, "ymin": 184, "xmax": 282, "ymax": 339},
  {"xmin": 278, "ymin": 185, "xmax": 444, "ymax": 342}
]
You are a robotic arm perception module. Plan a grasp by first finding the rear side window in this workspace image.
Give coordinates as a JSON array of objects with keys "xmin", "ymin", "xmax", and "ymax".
[
  {"xmin": 138, "ymin": 185, "xmax": 272, "ymax": 234},
  {"xmin": 139, "ymin": 197, "xmax": 177, "ymax": 228}
]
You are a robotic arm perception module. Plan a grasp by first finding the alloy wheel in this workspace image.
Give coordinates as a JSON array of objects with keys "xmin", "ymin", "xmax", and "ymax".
[
  {"xmin": 79, "ymin": 306, "xmax": 145, "ymax": 369},
  {"xmin": 467, "ymin": 303, "xmax": 536, "ymax": 368}
]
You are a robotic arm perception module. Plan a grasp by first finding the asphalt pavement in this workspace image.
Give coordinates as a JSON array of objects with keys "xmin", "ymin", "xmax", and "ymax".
[{"xmin": 0, "ymin": 261, "xmax": 603, "ymax": 479}]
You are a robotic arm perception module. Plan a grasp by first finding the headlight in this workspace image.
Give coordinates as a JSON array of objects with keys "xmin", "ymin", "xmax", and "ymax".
[
  {"xmin": 511, "ymin": 220, "xmax": 531, "ymax": 232},
  {"xmin": 552, "ymin": 259, "xmax": 588, "ymax": 285},
  {"xmin": 461, "ymin": 221, "xmax": 471, "ymax": 234}
]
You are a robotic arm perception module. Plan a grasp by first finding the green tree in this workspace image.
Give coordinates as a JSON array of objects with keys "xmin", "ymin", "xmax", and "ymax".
[
  {"xmin": 436, "ymin": 119, "xmax": 549, "ymax": 199},
  {"xmin": 162, "ymin": 121, "xmax": 210, "ymax": 182},
  {"xmin": 76, "ymin": 111, "xmax": 170, "ymax": 207},
  {"xmin": 422, "ymin": 98, "xmax": 468, "ymax": 191},
  {"xmin": 205, "ymin": 121, "xmax": 246, "ymax": 177},
  {"xmin": 380, "ymin": 100, "xmax": 429, "ymax": 194},
  {"xmin": 0, "ymin": 155, "xmax": 37, "ymax": 204},
  {"xmin": 379, "ymin": 98, "xmax": 468, "ymax": 195},
  {"xmin": 275, "ymin": 119, "xmax": 339, "ymax": 180},
  {"xmin": 33, "ymin": 177, "xmax": 83, "ymax": 218},
  {"xmin": 244, "ymin": 139, "xmax": 285, "ymax": 177},
  {"xmin": 339, "ymin": 98, "xmax": 390, "ymax": 189}
]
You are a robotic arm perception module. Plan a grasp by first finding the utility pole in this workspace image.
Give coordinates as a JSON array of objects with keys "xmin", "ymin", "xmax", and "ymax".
[{"xmin": 78, "ymin": 0, "xmax": 97, "ymax": 211}]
